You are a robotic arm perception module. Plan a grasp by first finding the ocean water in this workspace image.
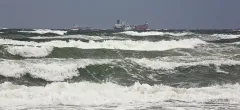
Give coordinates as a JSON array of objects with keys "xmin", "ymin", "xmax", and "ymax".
[{"xmin": 0, "ymin": 29, "xmax": 240, "ymax": 110}]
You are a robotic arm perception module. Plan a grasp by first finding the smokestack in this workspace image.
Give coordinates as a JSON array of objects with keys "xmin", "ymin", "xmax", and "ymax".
[{"xmin": 117, "ymin": 20, "xmax": 120, "ymax": 24}]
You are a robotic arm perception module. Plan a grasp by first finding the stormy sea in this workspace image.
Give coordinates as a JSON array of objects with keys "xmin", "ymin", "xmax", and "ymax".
[{"xmin": 0, "ymin": 28, "xmax": 240, "ymax": 110}]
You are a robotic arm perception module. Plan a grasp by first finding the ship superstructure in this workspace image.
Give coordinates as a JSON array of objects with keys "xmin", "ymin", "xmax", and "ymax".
[
  {"xmin": 113, "ymin": 20, "xmax": 148, "ymax": 31},
  {"xmin": 113, "ymin": 20, "xmax": 134, "ymax": 31},
  {"xmin": 71, "ymin": 24, "xmax": 91, "ymax": 30}
]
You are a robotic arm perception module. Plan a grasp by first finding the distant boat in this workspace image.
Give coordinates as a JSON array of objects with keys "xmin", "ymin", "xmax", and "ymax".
[
  {"xmin": 71, "ymin": 24, "xmax": 91, "ymax": 30},
  {"xmin": 71, "ymin": 24, "xmax": 81, "ymax": 30},
  {"xmin": 113, "ymin": 20, "xmax": 148, "ymax": 31},
  {"xmin": 113, "ymin": 20, "xmax": 134, "ymax": 31},
  {"xmin": 134, "ymin": 22, "xmax": 148, "ymax": 31}
]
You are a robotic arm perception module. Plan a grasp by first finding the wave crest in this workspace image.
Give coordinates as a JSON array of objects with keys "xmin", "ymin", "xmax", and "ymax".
[
  {"xmin": 5, "ymin": 46, "xmax": 53, "ymax": 57},
  {"xmin": 0, "ymin": 82, "xmax": 239, "ymax": 109},
  {"xmin": 19, "ymin": 29, "xmax": 67, "ymax": 35},
  {"xmin": 119, "ymin": 31, "xmax": 194, "ymax": 36}
]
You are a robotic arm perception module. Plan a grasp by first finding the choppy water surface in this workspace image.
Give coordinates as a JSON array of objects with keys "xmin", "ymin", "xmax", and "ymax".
[{"xmin": 0, "ymin": 29, "xmax": 240, "ymax": 110}]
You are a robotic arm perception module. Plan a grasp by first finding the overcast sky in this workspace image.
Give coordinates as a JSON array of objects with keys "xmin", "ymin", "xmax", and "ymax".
[{"xmin": 0, "ymin": 0, "xmax": 240, "ymax": 29}]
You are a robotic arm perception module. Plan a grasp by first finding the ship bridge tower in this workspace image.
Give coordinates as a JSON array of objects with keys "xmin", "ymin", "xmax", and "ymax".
[{"xmin": 117, "ymin": 20, "xmax": 120, "ymax": 24}]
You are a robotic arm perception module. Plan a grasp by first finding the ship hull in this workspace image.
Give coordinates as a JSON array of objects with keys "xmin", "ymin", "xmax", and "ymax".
[
  {"xmin": 134, "ymin": 25, "xmax": 148, "ymax": 31},
  {"xmin": 113, "ymin": 20, "xmax": 148, "ymax": 31}
]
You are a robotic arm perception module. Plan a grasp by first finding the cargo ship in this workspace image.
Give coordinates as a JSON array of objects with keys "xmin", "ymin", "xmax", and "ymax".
[
  {"xmin": 113, "ymin": 20, "xmax": 148, "ymax": 31},
  {"xmin": 135, "ymin": 22, "xmax": 148, "ymax": 31},
  {"xmin": 113, "ymin": 20, "xmax": 133, "ymax": 31},
  {"xmin": 71, "ymin": 24, "xmax": 81, "ymax": 30},
  {"xmin": 71, "ymin": 24, "xmax": 91, "ymax": 30}
]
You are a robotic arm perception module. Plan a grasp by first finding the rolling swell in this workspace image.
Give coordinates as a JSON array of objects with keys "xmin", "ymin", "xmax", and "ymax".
[
  {"xmin": 0, "ymin": 38, "xmax": 205, "ymax": 59},
  {"xmin": 0, "ymin": 31, "xmax": 240, "ymax": 87},
  {"xmin": 0, "ymin": 31, "xmax": 239, "ymax": 85},
  {"xmin": 0, "ymin": 47, "xmax": 194, "ymax": 59},
  {"xmin": 1, "ymin": 62, "xmax": 240, "ymax": 87},
  {"xmin": 1, "ymin": 58, "xmax": 240, "ymax": 88},
  {"xmin": 0, "ymin": 44, "xmax": 237, "ymax": 59},
  {"xmin": 1, "ymin": 29, "xmax": 240, "ymax": 109},
  {"xmin": 207, "ymin": 37, "xmax": 240, "ymax": 43}
]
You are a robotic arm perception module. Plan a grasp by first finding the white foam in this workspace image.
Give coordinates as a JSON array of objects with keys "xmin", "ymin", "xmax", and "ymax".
[
  {"xmin": 131, "ymin": 58, "xmax": 240, "ymax": 70},
  {"xmin": 71, "ymin": 29, "xmax": 79, "ymax": 31},
  {"xmin": 210, "ymin": 34, "xmax": 240, "ymax": 39},
  {"xmin": 5, "ymin": 46, "xmax": 53, "ymax": 57},
  {"xmin": 119, "ymin": 31, "xmax": 193, "ymax": 36},
  {"xmin": 1, "ymin": 57, "xmax": 238, "ymax": 81},
  {"xmin": 30, "ymin": 35, "xmax": 127, "ymax": 40},
  {"xmin": 19, "ymin": 29, "xmax": 67, "ymax": 35},
  {"xmin": 0, "ymin": 82, "xmax": 239, "ymax": 109},
  {"xmin": 0, "ymin": 59, "xmax": 113, "ymax": 81},
  {"xmin": 0, "ymin": 32, "xmax": 3, "ymax": 33},
  {"xmin": 0, "ymin": 38, "xmax": 206, "ymax": 51}
]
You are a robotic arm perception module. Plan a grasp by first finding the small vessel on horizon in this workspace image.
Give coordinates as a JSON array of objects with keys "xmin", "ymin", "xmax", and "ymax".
[
  {"xmin": 71, "ymin": 24, "xmax": 91, "ymax": 30},
  {"xmin": 113, "ymin": 20, "xmax": 133, "ymax": 31},
  {"xmin": 113, "ymin": 20, "xmax": 148, "ymax": 31},
  {"xmin": 135, "ymin": 22, "xmax": 148, "ymax": 31}
]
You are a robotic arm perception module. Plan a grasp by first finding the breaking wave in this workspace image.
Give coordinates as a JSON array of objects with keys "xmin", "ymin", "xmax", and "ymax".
[
  {"xmin": 119, "ymin": 31, "xmax": 194, "ymax": 36},
  {"xmin": 29, "ymin": 35, "xmax": 127, "ymax": 40},
  {"xmin": 19, "ymin": 29, "xmax": 67, "ymax": 35},
  {"xmin": 0, "ymin": 59, "xmax": 113, "ymax": 81},
  {"xmin": 1, "ymin": 57, "xmax": 240, "ymax": 86},
  {"xmin": 5, "ymin": 46, "xmax": 53, "ymax": 57},
  {"xmin": 210, "ymin": 34, "xmax": 240, "ymax": 39},
  {"xmin": 0, "ymin": 39, "xmax": 205, "ymax": 52},
  {"xmin": 1, "ymin": 29, "xmax": 240, "ymax": 109},
  {"xmin": 0, "ymin": 82, "xmax": 239, "ymax": 109}
]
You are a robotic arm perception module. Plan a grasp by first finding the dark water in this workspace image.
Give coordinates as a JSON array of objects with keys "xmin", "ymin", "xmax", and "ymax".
[{"xmin": 0, "ymin": 29, "xmax": 240, "ymax": 110}]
